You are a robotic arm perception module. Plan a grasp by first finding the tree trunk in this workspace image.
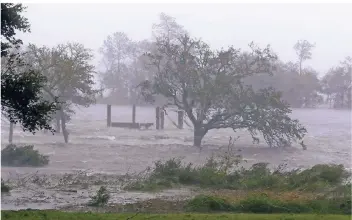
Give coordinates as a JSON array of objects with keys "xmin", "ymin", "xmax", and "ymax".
[
  {"xmin": 347, "ymin": 89, "xmax": 352, "ymax": 109},
  {"xmin": 55, "ymin": 111, "xmax": 61, "ymax": 133},
  {"xmin": 193, "ymin": 126, "xmax": 206, "ymax": 147},
  {"xmin": 60, "ymin": 109, "xmax": 69, "ymax": 143},
  {"xmin": 9, "ymin": 122, "xmax": 14, "ymax": 144}
]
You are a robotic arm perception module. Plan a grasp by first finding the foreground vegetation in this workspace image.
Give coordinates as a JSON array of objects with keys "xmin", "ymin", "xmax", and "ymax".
[
  {"xmin": 119, "ymin": 157, "xmax": 351, "ymax": 215},
  {"xmin": 125, "ymin": 157, "xmax": 350, "ymax": 193},
  {"xmin": 186, "ymin": 194, "xmax": 351, "ymax": 214},
  {"xmin": 1, "ymin": 144, "xmax": 49, "ymax": 167},
  {"xmin": 1, "ymin": 211, "xmax": 350, "ymax": 220},
  {"xmin": 1, "ymin": 178, "xmax": 11, "ymax": 193}
]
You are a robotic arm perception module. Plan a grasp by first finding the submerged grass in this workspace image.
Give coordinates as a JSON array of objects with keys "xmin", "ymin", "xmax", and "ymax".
[{"xmin": 1, "ymin": 211, "xmax": 350, "ymax": 220}]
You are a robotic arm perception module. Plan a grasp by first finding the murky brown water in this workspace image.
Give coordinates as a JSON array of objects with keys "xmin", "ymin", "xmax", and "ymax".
[{"xmin": 1, "ymin": 104, "xmax": 351, "ymax": 210}]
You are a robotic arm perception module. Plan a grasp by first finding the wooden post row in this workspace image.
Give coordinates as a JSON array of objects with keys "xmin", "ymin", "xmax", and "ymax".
[
  {"xmin": 155, "ymin": 107, "xmax": 160, "ymax": 130},
  {"xmin": 107, "ymin": 105, "xmax": 111, "ymax": 127},
  {"xmin": 178, "ymin": 110, "xmax": 184, "ymax": 129},
  {"xmin": 132, "ymin": 105, "xmax": 136, "ymax": 124},
  {"xmin": 160, "ymin": 110, "xmax": 164, "ymax": 130}
]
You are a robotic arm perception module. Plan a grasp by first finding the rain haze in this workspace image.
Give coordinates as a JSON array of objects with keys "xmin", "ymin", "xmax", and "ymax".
[
  {"xmin": 18, "ymin": 3, "xmax": 352, "ymax": 75},
  {"xmin": 1, "ymin": 2, "xmax": 352, "ymax": 214}
]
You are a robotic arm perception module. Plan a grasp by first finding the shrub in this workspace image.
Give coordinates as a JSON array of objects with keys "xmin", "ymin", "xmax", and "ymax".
[
  {"xmin": 1, "ymin": 179, "xmax": 10, "ymax": 193},
  {"xmin": 124, "ymin": 157, "xmax": 351, "ymax": 192},
  {"xmin": 237, "ymin": 195, "xmax": 311, "ymax": 213},
  {"xmin": 186, "ymin": 194, "xmax": 351, "ymax": 214},
  {"xmin": 286, "ymin": 164, "xmax": 350, "ymax": 191},
  {"xmin": 185, "ymin": 195, "xmax": 235, "ymax": 212},
  {"xmin": 1, "ymin": 144, "xmax": 49, "ymax": 167},
  {"xmin": 88, "ymin": 186, "xmax": 110, "ymax": 207}
]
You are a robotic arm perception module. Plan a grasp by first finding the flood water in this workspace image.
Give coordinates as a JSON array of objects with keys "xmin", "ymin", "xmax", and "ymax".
[{"xmin": 1, "ymin": 104, "xmax": 351, "ymax": 210}]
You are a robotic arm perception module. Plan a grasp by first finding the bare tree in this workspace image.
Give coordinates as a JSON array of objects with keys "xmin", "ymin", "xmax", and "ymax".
[
  {"xmin": 99, "ymin": 32, "xmax": 133, "ymax": 99},
  {"xmin": 293, "ymin": 40, "xmax": 315, "ymax": 75},
  {"xmin": 152, "ymin": 12, "xmax": 187, "ymax": 43}
]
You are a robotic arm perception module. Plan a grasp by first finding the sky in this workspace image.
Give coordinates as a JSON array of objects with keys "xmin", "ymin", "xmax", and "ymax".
[{"xmin": 18, "ymin": 3, "xmax": 352, "ymax": 77}]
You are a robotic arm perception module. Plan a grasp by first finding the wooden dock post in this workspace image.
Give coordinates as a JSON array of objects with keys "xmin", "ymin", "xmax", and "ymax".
[
  {"xmin": 132, "ymin": 105, "xmax": 136, "ymax": 124},
  {"xmin": 160, "ymin": 110, "xmax": 165, "ymax": 130},
  {"xmin": 107, "ymin": 105, "xmax": 111, "ymax": 127},
  {"xmin": 9, "ymin": 122, "xmax": 13, "ymax": 144},
  {"xmin": 178, "ymin": 110, "xmax": 184, "ymax": 129},
  {"xmin": 156, "ymin": 107, "xmax": 160, "ymax": 130}
]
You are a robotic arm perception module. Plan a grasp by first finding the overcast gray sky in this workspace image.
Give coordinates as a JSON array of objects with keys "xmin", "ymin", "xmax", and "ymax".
[{"xmin": 19, "ymin": 3, "xmax": 352, "ymax": 76}]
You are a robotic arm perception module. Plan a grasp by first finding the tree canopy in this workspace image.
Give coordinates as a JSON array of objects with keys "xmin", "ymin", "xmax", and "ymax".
[
  {"xmin": 139, "ymin": 29, "xmax": 307, "ymax": 147},
  {"xmin": 1, "ymin": 3, "xmax": 58, "ymax": 133},
  {"xmin": 24, "ymin": 43, "xmax": 98, "ymax": 142}
]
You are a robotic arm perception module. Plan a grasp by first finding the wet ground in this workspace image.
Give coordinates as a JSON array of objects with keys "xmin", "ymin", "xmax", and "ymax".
[{"xmin": 1, "ymin": 104, "xmax": 351, "ymax": 210}]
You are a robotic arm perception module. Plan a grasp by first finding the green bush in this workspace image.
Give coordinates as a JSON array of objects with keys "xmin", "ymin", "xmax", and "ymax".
[
  {"xmin": 286, "ymin": 164, "xmax": 350, "ymax": 190},
  {"xmin": 1, "ymin": 144, "xmax": 49, "ymax": 167},
  {"xmin": 88, "ymin": 186, "xmax": 110, "ymax": 207},
  {"xmin": 186, "ymin": 194, "xmax": 351, "ymax": 214},
  {"xmin": 124, "ymin": 158, "xmax": 351, "ymax": 192},
  {"xmin": 1, "ymin": 179, "xmax": 10, "ymax": 193},
  {"xmin": 236, "ymin": 195, "xmax": 311, "ymax": 213},
  {"xmin": 185, "ymin": 195, "xmax": 235, "ymax": 212}
]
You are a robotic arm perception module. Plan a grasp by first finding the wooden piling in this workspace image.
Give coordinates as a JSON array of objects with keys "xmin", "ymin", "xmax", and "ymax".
[
  {"xmin": 160, "ymin": 110, "xmax": 165, "ymax": 130},
  {"xmin": 132, "ymin": 105, "xmax": 136, "ymax": 124},
  {"xmin": 107, "ymin": 105, "xmax": 111, "ymax": 127},
  {"xmin": 9, "ymin": 122, "xmax": 13, "ymax": 144},
  {"xmin": 178, "ymin": 110, "xmax": 184, "ymax": 129},
  {"xmin": 156, "ymin": 107, "xmax": 160, "ymax": 130}
]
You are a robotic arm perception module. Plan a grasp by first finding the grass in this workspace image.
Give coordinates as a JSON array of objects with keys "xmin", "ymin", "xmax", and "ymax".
[
  {"xmin": 124, "ymin": 157, "xmax": 351, "ymax": 193},
  {"xmin": 1, "ymin": 211, "xmax": 350, "ymax": 220},
  {"xmin": 1, "ymin": 144, "xmax": 49, "ymax": 167}
]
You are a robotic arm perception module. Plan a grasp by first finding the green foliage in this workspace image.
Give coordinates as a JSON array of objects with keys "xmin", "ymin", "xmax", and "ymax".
[
  {"xmin": 1, "ymin": 179, "xmax": 11, "ymax": 193},
  {"xmin": 1, "ymin": 54, "xmax": 58, "ymax": 133},
  {"xmin": 186, "ymin": 194, "xmax": 351, "ymax": 214},
  {"xmin": 1, "ymin": 211, "xmax": 350, "ymax": 220},
  {"xmin": 1, "ymin": 3, "xmax": 30, "ymax": 57},
  {"xmin": 125, "ymin": 158, "xmax": 351, "ymax": 193},
  {"xmin": 1, "ymin": 3, "xmax": 58, "ymax": 133},
  {"xmin": 185, "ymin": 195, "xmax": 235, "ymax": 212},
  {"xmin": 88, "ymin": 186, "xmax": 110, "ymax": 207},
  {"xmin": 1, "ymin": 144, "xmax": 49, "ymax": 167}
]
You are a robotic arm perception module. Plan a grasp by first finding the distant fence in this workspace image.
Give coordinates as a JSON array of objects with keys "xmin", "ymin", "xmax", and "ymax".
[{"xmin": 106, "ymin": 104, "xmax": 185, "ymax": 130}]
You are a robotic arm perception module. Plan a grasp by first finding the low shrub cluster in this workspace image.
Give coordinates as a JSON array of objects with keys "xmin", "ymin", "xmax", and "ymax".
[
  {"xmin": 186, "ymin": 194, "xmax": 351, "ymax": 214},
  {"xmin": 124, "ymin": 157, "xmax": 351, "ymax": 193},
  {"xmin": 1, "ymin": 179, "xmax": 11, "ymax": 193},
  {"xmin": 1, "ymin": 144, "xmax": 49, "ymax": 167},
  {"xmin": 88, "ymin": 186, "xmax": 110, "ymax": 207}
]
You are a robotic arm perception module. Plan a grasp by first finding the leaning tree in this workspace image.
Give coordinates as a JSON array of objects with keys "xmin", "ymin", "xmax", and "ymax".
[{"xmin": 139, "ymin": 34, "xmax": 307, "ymax": 147}]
